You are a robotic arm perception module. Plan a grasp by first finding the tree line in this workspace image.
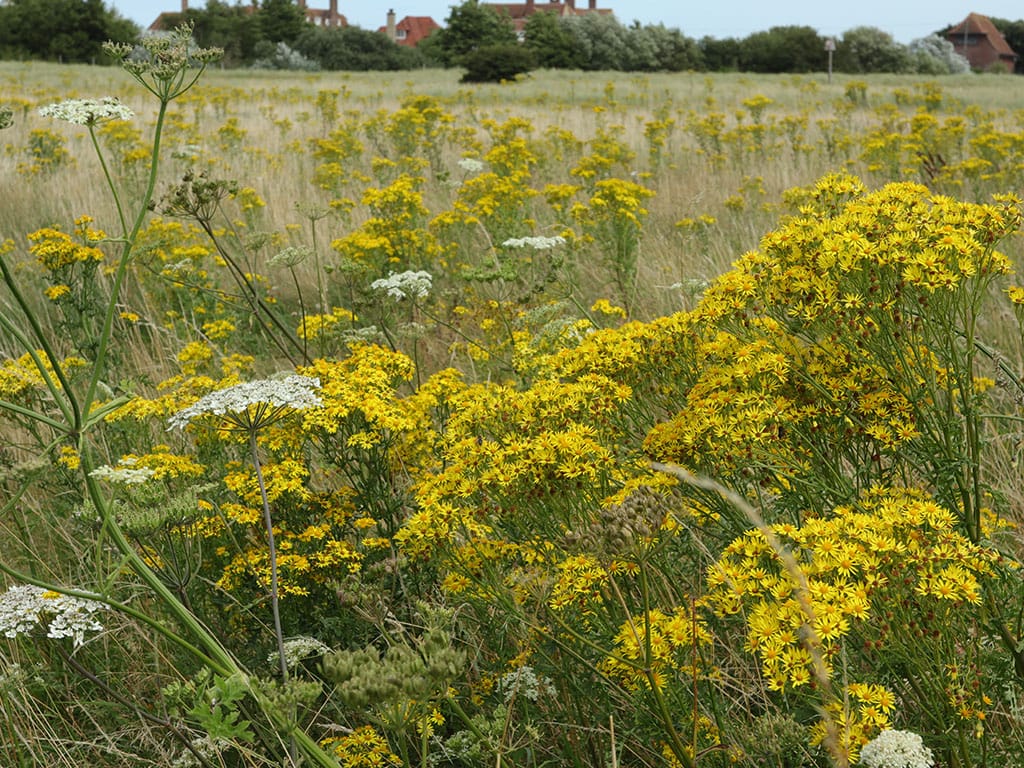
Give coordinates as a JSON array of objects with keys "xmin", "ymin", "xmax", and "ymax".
[{"xmin": 1, "ymin": 0, "xmax": 1020, "ymax": 76}]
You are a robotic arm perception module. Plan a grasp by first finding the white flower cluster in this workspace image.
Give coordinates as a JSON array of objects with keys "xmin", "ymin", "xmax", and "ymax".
[
  {"xmin": 859, "ymin": 729, "xmax": 934, "ymax": 768},
  {"xmin": 0, "ymin": 584, "xmax": 107, "ymax": 647},
  {"xmin": 89, "ymin": 457, "xmax": 156, "ymax": 486},
  {"xmin": 370, "ymin": 270, "xmax": 433, "ymax": 301},
  {"xmin": 497, "ymin": 665, "xmax": 557, "ymax": 703},
  {"xmin": 457, "ymin": 157, "xmax": 485, "ymax": 173},
  {"xmin": 270, "ymin": 635, "xmax": 332, "ymax": 668},
  {"xmin": 502, "ymin": 236, "xmax": 567, "ymax": 250},
  {"xmin": 167, "ymin": 374, "xmax": 322, "ymax": 430},
  {"xmin": 39, "ymin": 97, "xmax": 134, "ymax": 126}
]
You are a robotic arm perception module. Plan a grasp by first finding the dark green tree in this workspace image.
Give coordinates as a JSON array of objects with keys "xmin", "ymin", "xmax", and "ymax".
[
  {"xmin": 259, "ymin": 0, "xmax": 306, "ymax": 45},
  {"xmin": 0, "ymin": 0, "xmax": 138, "ymax": 62},
  {"xmin": 560, "ymin": 13, "xmax": 631, "ymax": 70},
  {"xmin": 698, "ymin": 35, "xmax": 741, "ymax": 71},
  {"xmin": 182, "ymin": 0, "xmax": 262, "ymax": 66},
  {"xmin": 433, "ymin": 0, "xmax": 516, "ymax": 67},
  {"xmin": 294, "ymin": 26, "xmax": 423, "ymax": 70},
  {"xmin": 461, "ymin": 42, "xmax": 535, "ymax": 82},
  {"xmin": 631, "ymin": 23, "xmax": 701, "ymax": 71},
  {"xmin": 738, "ymin": 25, "xmax": 823, "ymax": 72},
  {"xmin": 524, "ymin": 10, "xmax": 581, "ymax": 69},
  {"xmin": 988, "ymin": 17, "xmax": 1024, "ymax": 73}
]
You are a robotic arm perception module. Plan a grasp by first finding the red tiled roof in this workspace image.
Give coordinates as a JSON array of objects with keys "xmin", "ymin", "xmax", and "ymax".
[
  {"xmin": 947, "ymin": 12, "xmax": 1017, "ymax": 58},
  {"xmin": 378, "ymin": 15, "xmax": 440, "ymax": 46}
]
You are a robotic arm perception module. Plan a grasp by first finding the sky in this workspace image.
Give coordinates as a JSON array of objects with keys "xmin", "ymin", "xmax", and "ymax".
[{"xmin": 110, "ymin": 0, "xmax": 1024, "ymax": 43}]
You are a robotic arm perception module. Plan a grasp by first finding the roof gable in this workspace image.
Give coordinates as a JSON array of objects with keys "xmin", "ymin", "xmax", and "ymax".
[{"xmin": 947, "ymin": 12, "xmax": 1017, "ymax": 58}]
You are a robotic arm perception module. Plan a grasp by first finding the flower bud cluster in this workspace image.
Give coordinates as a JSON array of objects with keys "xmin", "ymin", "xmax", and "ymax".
[
  {"xmin": 565, "ymin": 487, "xmax": 672, "ymax": 556},
  {"xmin": 0, "ymin": 584, "xmax": 107, "ymax": 647},
  {"xmin": 321, "ymin": 628, "xmax": 464, "ymax": 709}
]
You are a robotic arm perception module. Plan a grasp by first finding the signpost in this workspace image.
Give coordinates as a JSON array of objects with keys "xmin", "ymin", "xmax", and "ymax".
[{"xmin": 825, "ymin": 37, "xmax": 836, "ymax": 83}]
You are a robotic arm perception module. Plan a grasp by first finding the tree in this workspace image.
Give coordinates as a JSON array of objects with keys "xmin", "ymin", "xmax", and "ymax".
[
  {"xmin": 182, "ymin": 0, "xmax": 262, "ymax": 66},
  {"xmin": 294, "ymin": 26, "xmax": 423, "ymax": 71},
  {"xmin": 739, "ymin": 25, "xmax": 823, "ymax": 72},
  {"xmin": 631, "ymin": 23, "xmax": 701, "ymax": 72},
  {"xmin": 433, "ymin": 0, "xmax": 516, "ymax": 67},
  {"xmin": 908, "ymin": 35, "xmax": 970, "ymax": 75},
  {"xmin": 988, "ymin": 17, "xmax": 1024, "ymax": 74},
  {"xmin": 836, "ymin": 26, "xmax": 911, "ymax": 73},
  {"xmin": 259, "ymin": 0, "xmax": 307, "ymax": 45},
  {"xmin": 560, "ymin": 13, "xmax": 632, "ymax": 70},
  {"xmin": 524, "ymin": 10, "xmax": 581, "ymax": 69},
  {"xmin": 461, "ymin": 43, "xmax": 535, "ymax": 82},
  {"xmin": 698, "ymin": 35, "xmax": 741, "ymax": 71},
  {"xmin": 0, "ymin": 0, "xmax": 138, "ymax": 62}
]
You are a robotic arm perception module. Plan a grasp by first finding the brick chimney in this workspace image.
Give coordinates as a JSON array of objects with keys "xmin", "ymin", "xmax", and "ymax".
[
  {"xmin": 526, "ymin": 0, "xmax": 534, "ymax": 10},
  {"xmin": 329, "ymin": 0, "xmax": 338, "ymax": 25},
  {"xmin": 588, "ymin": 0, "xmax": 595, "ymax": 8},
  {"xmin": 181, "ymin": 0, "xmax": 187, "ymax": 12},
  {"xmin": 387, "ymin": 8, "xmax": 396, "ymax": 40}
]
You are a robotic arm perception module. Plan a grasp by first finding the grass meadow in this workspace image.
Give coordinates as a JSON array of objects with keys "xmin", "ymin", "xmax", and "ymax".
[{"xmin": 5, "ymin": 43, "xmax": 1024, "ymax": 768}]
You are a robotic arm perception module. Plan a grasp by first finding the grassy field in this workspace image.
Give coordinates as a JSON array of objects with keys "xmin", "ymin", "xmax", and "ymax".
[{"xmin": 4, "ymin": 49, "xmax": 1024, "ymax": 768}]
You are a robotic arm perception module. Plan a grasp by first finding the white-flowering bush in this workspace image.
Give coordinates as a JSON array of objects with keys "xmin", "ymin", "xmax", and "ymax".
[
  {"xmin": 370, "ymin": 270, "xmax": 433, "ymax": 301},
  {"xmin": 0, "ymin": 584, "xmax": 107, "ymax": 647},
  {"xmin": 859, "ymin": 729, "xmax": 934, "ymax": 768}
]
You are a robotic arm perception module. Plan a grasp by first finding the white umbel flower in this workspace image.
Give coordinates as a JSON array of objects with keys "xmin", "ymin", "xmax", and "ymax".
[
  {"xmin": 859, "ymin": 729, "xmax": 934, "ymax": 768},
  {"xmin": 89, "ymin": 457, "xmax": 156, "ymax": 486},
  {"xmin": 370, "ymin": 270, "xmax": 433, "ymax": 301},
  {"xmin": 39, "ymin": 97, "xmax": 134, "ymax": 126},
  {"xmin": 502, "ymin": 235, "xmax": 566, "ymax": 250},
  {"xmin": 167, "ymin": 374, "xmax": 322, "ymax": 431},
  {"xmin": 0, "ymin": 584, "xmax": 107, "ymax": 647}
]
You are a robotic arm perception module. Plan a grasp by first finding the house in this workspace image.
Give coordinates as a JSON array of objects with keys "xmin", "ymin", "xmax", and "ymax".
[
  {"xmin": 379, "ymin": 9, "xmax": 441, "ymax": 47},
  {"xmin": 483, "ymin": 0, "xmax": 612, "ymax": 39},
  {"xmin": 946, "ymin": 12, "xmax": 1017, "ymax": 73},
  {"xmin": 149, "ymin": 0, "xmax": 346, "ymax": 32}
]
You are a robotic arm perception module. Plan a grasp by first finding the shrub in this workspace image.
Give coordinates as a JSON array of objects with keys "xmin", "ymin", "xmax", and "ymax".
[{"xmin": 460, "ymin": 43, "xmax": 535, "ymax": 83}]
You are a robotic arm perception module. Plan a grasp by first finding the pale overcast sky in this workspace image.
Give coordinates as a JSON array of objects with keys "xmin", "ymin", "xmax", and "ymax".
[{"xmin": 110, "ymin": 0, "xmax": 1024, "ymax": 43}]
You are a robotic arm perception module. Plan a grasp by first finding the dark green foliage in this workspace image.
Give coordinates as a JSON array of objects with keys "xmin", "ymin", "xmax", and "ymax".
[
  {"xmin": 460, "ymin": 42, "xmax": 535, "ymax": 82},
  {"xmin": 738, "ymin": 25, "xmax": 823, "ymax": 72},
  {"xmin": 433, "ymin": 0, "xmax": 517, "ymax": 67},
  {"xmin": 988, "ymin": 17, "xmax": 1024, "ymax": 73},
  {"xmin": 258, "ymin": 0, "xmax": 307, "ymax": 45},
  {"xmin": 293, "ymin": 26, "xmax": 424, "ymax": 71},
  {"xmin": 524, "ymin": 10, "xmax": 582, "ymax": 69},
  {"xmin": 698, "ymin": 35, "xmax": 741, "ymax": 71},
  {"xmin": 179, "ymin": 1, "xmax": 263, "ymax": 67},
  {"xmin": 0, "ymin": 0, "xmax": 138, "ymax": 63}
]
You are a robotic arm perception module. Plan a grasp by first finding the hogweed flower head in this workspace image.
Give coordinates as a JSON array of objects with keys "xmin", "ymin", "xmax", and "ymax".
[
  {"xmin": 103, "ymin": 24, "xmax": 222, "ymax": 101},
  {"xmin": 457, "ymin": 157, "xmax": 484, "ymax": 173},
  {"xmin": 0, "ymin": 584, "xmax": 107, "ymax": 647},
  {"xmin": 858, "ymin": 729, "xmax": 934, "ymax": 768},
  {"xmin": 370, "ymin": 270, "xmax": 432, "ymax": 301},
  {"xmin": 39, "ymin": 97, "xmax": 134, "ymax": 127},
  {"xmin": 89, "ymin": 457, "xmax": 156, "ymax": 486},
  {"xmin": 502, "ymin": 235, "xmax": 566, "ymax": 250},
  {"xmin": 0, "ymin": 106, "xmax": 13, "ymax": 130},
  {"xmin": 167, "ymin": 374, "xmax": 322, "ymax": 432}
]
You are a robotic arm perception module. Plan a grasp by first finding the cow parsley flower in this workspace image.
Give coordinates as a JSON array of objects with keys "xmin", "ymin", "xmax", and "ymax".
[
  {"xmin": 270, "ymin": 636, "xmax": 332, "ymax": 668},
  {"xmin": 89, "ymin": 457, "xmax": 156, "ymax": 486},
  {"xmin": 39, "ymin": 97, "xmax": 135, "ymax": 126},
  {"xmin": 370, "ymin": 270, "xmax": 432, "ymax": 301},
  {"xmin": 457, "ymin": 157, "xmax": 484, "ymax": 173},
  {"xmin": 167, "ymin": 374, "xmax": 322, "ymax": 431},
  {"xmin": 497, "ymin": 665, "xmax": 557, "ymax": 703},
  {"xmin": 859, "ymin": 729, "xmax": 934, "ymax": 768},
  {"xmin": 0, "ymin": 584, "xmax": 107, "ymax": 647},
  {"xmin": 502, "ymin": 236, "xmax": 566, "ymax": 250}
]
